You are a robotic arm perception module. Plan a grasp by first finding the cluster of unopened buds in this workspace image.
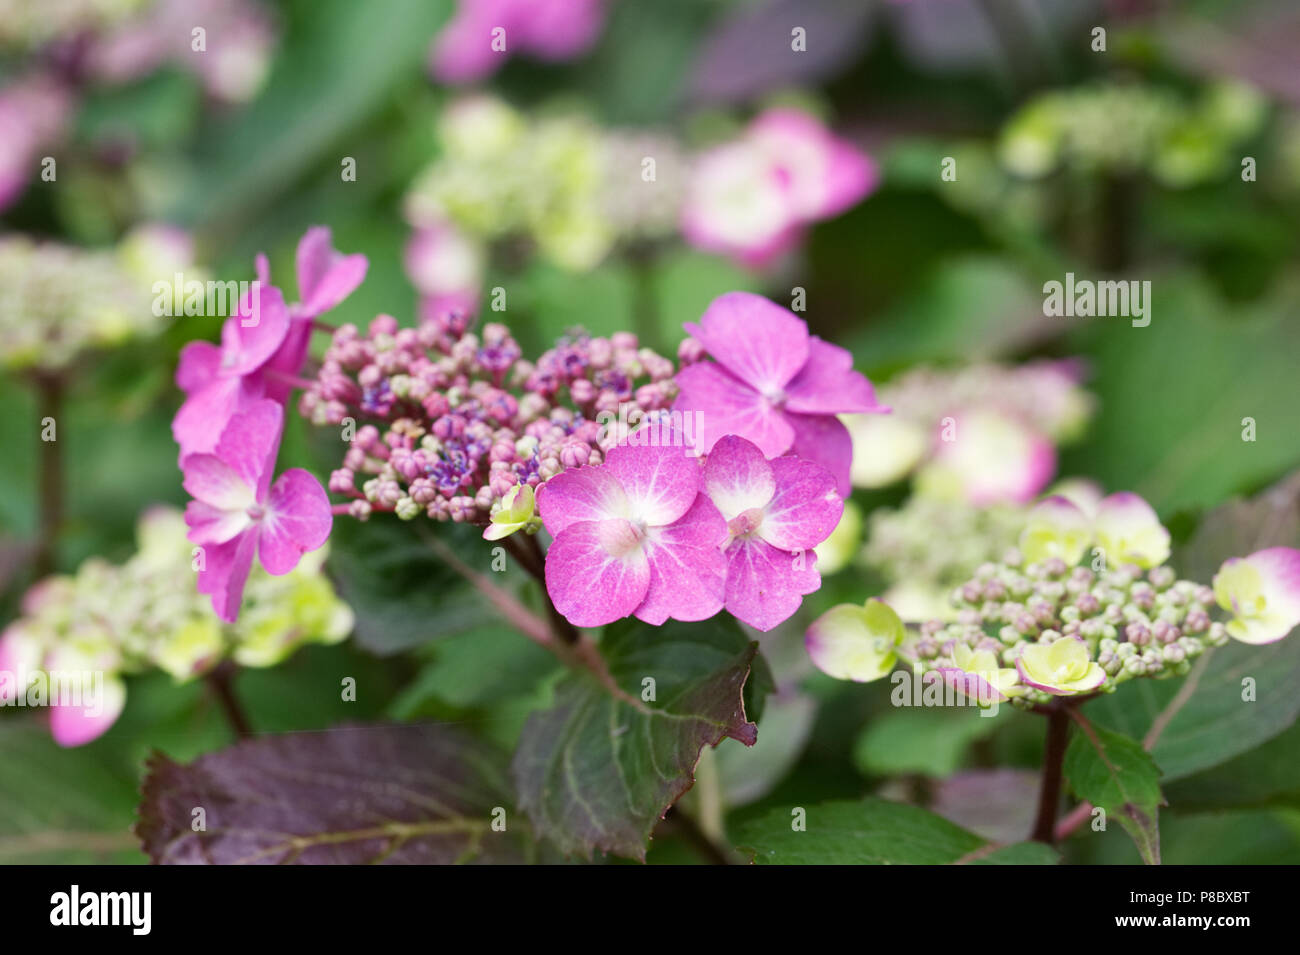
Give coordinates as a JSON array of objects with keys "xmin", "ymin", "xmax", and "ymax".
[
  {"xmin": 304, "ymin": 312, "xmax": 677, "ymax": 526},
  {"xmin": 1000, "ymin": 79, "xmax": 1267, "ymax": 187},
  {"xmin": 910, "ymin": 557, "xmax": 1227, "ymax": 706},
  {"xmin": 808, "ymin": 490, "xmax": 1300, "ymax": 707}
]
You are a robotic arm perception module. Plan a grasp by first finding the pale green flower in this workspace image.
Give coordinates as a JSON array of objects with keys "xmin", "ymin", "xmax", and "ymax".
[
  {"xmin": 484, "ymin": 483, "xmax": 539, "ymax": 541},
  {"xmin": 805, "ymin": 598, "xmax": 904, "ymax": 682},
  {"xmin": 1016, "ymin": 636, "xmax": 1105, "ymax": 695}
]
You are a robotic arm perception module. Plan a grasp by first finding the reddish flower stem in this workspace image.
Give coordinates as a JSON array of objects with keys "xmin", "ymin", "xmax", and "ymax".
[
  {"xmin": 1055, "ymin": 799, "xmax": 1094, "ymax": 841},
  {"xmin": 423, "ymin": 532, "xmax": 635, "ymax": 704},
  {"xmin": 205, "ymin": 661, "xmax": 253, "ymax": 739},
  {"xmin": 1030, "ymin": 702, "xmax": 1071, "ymax": 844}
]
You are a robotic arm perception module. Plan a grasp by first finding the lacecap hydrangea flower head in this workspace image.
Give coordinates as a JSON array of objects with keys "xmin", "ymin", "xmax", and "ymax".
[
  {"xmin": 172, "ymin": 224, "xmax": 881, "ymax": 639},
  {"xmin": 807, "ymin": 490, "xmax": 1300, "ymax": 706},
  {"xmin": 403, "ymin": 95, "xmax": 681, "ymax": 290},
  {"xmin": 0, "ymin": 226, "xmax": 197, "ymax": 372},
  {"xmin": 0, "ymin": 507, "xmax": 351, "ymax": 747},
  {"xmin": 999, "ymin": 80, "xmax": 1267, "ymax": 188}
]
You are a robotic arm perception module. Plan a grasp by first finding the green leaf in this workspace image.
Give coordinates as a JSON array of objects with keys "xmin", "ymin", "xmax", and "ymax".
[
  {"xmin": 734, "ymin": 797, "xmax": 1056, "ymax": 864},
  {"xmin": 1092, "ymin": 639, "xmax": 1300, "ymax": 781},
  {"xmin": 1061, "ymin": 276, "xmax": 1300, "ymax": 513},
  {"xmin": 1164, "ymin": 722, "xmax": 1300, "ymax": 812},
  {"xmin": 970, "ymin": 842, "xmax": 1061, "ymax": 865},
  {"xmin": 0, "ymin": 723, "xmax": 144, "ymax": 864},
  {"xmin": 853, "ymin": 705, "xmax": 1002, "ymax": 778},
  {"xmin": 511, "ymin": 618, "xmax": 765, "ymax": 860},
  {"xmin": 137, "ymin": 724, "xmax": 550, "ymax": 864},
  {"xmin": 326, "ymin": 517, "xmax": 497, "ymax": 654},
  {"xmin": 1063, "ymin": 723, "xmax": 1164, "ymax": 865},
  {"xmin": 389, "ymin": 625, "xmax": 560, "ymax": 715}
]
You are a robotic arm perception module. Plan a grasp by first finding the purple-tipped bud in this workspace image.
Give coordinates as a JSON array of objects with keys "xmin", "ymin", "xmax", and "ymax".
[
  {"xmin": 328, "ymin": 469, "xmax": 356, "ymax": 494},
  {"xmin": 1152, "ymin": 621, "xmax": 1181, "ymax": 644},
  {"xmin": 1125, "ymin": 623, "xmax": 1151, "ymax": 646}
]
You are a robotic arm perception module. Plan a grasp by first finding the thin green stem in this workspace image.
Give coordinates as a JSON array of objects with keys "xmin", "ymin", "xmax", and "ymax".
[{"xmin": 33, "ymin": 372, "xmax": 64, "ymax": 578}]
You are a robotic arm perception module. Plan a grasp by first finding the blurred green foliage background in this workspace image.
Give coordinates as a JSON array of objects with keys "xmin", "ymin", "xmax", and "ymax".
[{"xmin": 2, "ymin": 0, "xmax": 1299, "ymax": 864}]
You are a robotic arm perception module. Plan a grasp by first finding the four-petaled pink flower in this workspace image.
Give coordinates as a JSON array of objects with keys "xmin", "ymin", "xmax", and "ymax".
[
  {"xmin": 701, "ymin": 435, "xmax": 843, "ymax": 631},
  {"xmin": 673, "ymin": 292, "xmax": 886, "ymax": 497},
  {"xmin": 183, "ymin": 400, "xmax": 332, "ymax": 622},
  {"xmin": 172, "ymin": 280, "xmax": 290, "ymax": 459},
  {"xmin": 537, "ymin": 440, "xmax": 726, "ymax": 628},
  {"xmin": 261, "ymin": 226, "xmax": 369, "ymax": 404},
  {"xmin": 173, "ymin": 227, "xmax": 366, "ymax": 457}
]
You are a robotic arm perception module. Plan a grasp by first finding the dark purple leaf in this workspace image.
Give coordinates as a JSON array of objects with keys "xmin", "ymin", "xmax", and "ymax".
[{"xmin": 137, "ymin": 724, "xmax": 549, "ymax": 864}]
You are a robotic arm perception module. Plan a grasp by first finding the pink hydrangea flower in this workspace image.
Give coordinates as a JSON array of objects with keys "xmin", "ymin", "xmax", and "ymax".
[
  {"xmin": 182, "ymin": 400, "xmax": 332, "ymax": 622},
  {"xmin": 88, "ymin": 0, "xmax": 276, "ymax": 104},
  {"xmin": 537, "ymin": 440, "xmax": 726, "ymax": 628},
  {"xmin": 702, "ymin": 435, "xmax": 843, "ymax": 631},
  {"xmin": 261, "ymin": 226, "xmax": 368, "ymax": 403},
  {"xmin": 173, "ymin": 228, "xmax": 366, "ymax": 456},
  {"xmin": 0, "ymin": 75, "xmax": 73, "ymax": 211},
  {"xmin": 430, "ymin": 0, "xmax": 607, "ymax": 84},
  {"xmin": 172, "ymin": 281, "xmax": 290, "ymax": 459},
  {"xmin": 673, "ymin": 292, "xmax": 885, "ymax": 496},
  {"xmin": 681, "ymin": 108, "xmax": 877, "ymax": 268}
]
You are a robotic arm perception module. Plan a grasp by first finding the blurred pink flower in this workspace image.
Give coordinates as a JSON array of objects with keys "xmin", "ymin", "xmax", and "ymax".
[
  {"xmin": 682, "ymin": 108, "xmax": 877, "ymax": 268},
  {"xmin": 88, "ymin": 0, "xmax": 276, "ymax": 103},
  {"xmin": 430, "ymin": 0, "xmax": 607, "ymax": 84},
  {"xmin": 0, "ymin": 75, "xmax": 73, "ymax": 212},
  {"xmin": 919, "ymin": 408, "xmax": 1056, "ymax": 506},
  {"xmin": 702, "ymin": 435, "xmax": 842, "ymax": 631},
  {"xmin": 183, "ymin": 400, "xmax": 332, "ymax": 623},
  {"xmin": 673, "ymin": 291, "xmax": 885, "ymax": 496},
  {"xmin": 405, "ymin": 221, "xmax": 483, "ymax": 324},
  {"xmin": 537, "ymin": 440, "xmax": 726, "ymax": 628},
  {"xmin": 49, "ymin": 678, "xmax": 127, "ymax": 748}
]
